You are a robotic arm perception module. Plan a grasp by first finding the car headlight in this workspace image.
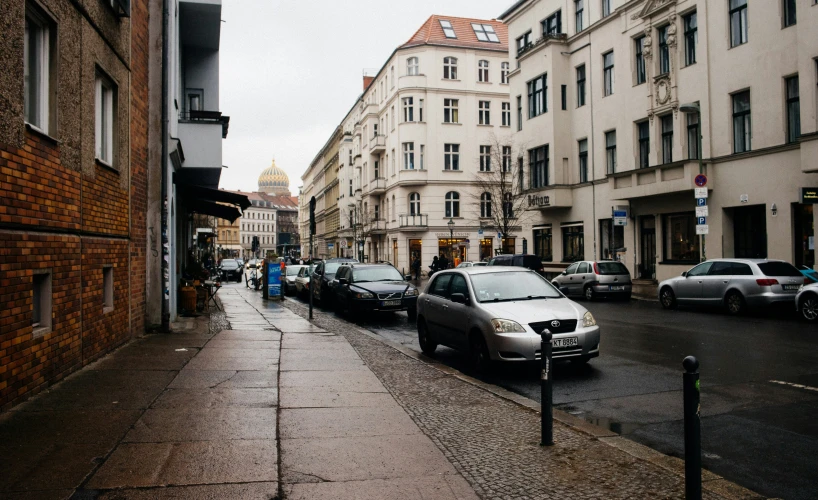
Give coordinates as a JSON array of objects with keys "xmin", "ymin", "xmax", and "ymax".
[
  {"xmin": 351, "ymin": 288, "xmax": 374, "ymax": 299},
  {"xmin": 490, "ymin": 319, "xmax": 526, "ymax": 333},
  {"xmin": 582, "ymin": 311, "xmax": 597, "ymax": 327},
  {"xmin": 404, "ymin": 288, "xmax": 418, "ymax": 296}
]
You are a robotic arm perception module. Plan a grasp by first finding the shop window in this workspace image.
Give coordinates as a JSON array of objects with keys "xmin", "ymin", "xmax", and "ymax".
[
  {"xmin": 599, "ymin": 219, "xmax": 624, "ymax": 261},
  {"xmin": 663, "ymin": 213, "xmax": 700, "ymax": 262},
  {"xmin": 533, "ymin": 227, "xmax": 553, "ymax": 261},
  {"xmin": 562, "ymin": 225, "xmax": 584, "ymax": 262}
]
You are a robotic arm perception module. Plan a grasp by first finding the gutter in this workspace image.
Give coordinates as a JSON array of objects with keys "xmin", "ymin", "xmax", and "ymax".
[{"xmin": 160, "ymin": 0, "xmax": 170, "ymax": 332}]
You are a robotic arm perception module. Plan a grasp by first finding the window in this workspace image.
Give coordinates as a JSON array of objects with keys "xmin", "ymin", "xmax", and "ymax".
[
  {"xmin": 403, "ymin": 142, "xmax": 415, "ymax": 169},
  {"xmin": 605, "ymin": 131, "xmax": 617, "ymax": 174},
  {"xmin": 658, "ymin": 25, "xmax": 670, "ymax": 75},
  {"xmin": 374, "ymin": 205, "xmax": 380, "ymax": 221},
  {"xmin": 684, "ymin": 12, "xmax": 697, "ymax": 65},
  {"xmin": 444, "ymin": 144, "xmax": 460, "ymax": 171},
  {"xmin": 95, "ymin": 70, "xmax": 117, "ymax": 166},
  {"xmin": 391, "ymin": 149, "xmax": 396, "ymax": 174},
  {"xmin": 543, "ymin": 10, "xmax": 562, "ymax": 35},
  {"xmin": 374, "ymin": 160, "xmax": 380, "ymax": 178},
  {"xmin": 517, "ymin": 96, "xmax": 523, "ymax": 131},
  {"xmin": 599, "ymin": 220, "xmax": 625, "ymax": 260},
  {"xmin": 472, "ymin": 23, "xmax": 500, "ymax": 42},
  {"xmin": 409, "ymin": 193, "xmax": 421, "ymax": 215},
  {"xmin": 516, "ymin": 31, "xmax": 532, "ymax": 57},
  {"xmin": 479, "ymin": 100, "xmax": 491, "ymax": 125},
  {"xmin": 661, "ymin": 115, "xmax": 673, "ymax": 163},
  {"xmin": 349, "ymin": 179, "xmax": 353, "ymax": 196},
  {"xmin": 478, "ymin": 60, "xmax": 490, "ymax": 82},
  {"xmin": 786, "ymin": 76, "xmax": 800, "ymax": 143},
  {"xmin": 443, "ymin": 57, "xmax": 458, "ymax": 79},
  {"xmin": 502, "ymin": 146, "xmax": 512, "ymax": 172},
  {"xmin": 407, "ymin": 57, "xmax": 419, "ymax": 76},
  {"xmin": 732, "ymin": 90, "xmax": 751, "ymax": 153},
  {"xmin": 529, "ymin": 145, "xmax": 549, "ymax": 189},
  {"xmin": 730, "ymin": 0, "xmax": 748, "ymax": 47},
  {"xmin": 687, "ymin": 112, "xmax": 700, "ymax": 159},
  {"xmin": 480, "ymin": 145, "xmax": 492, "ymax": 171},
  {"xmin": 430, "ymin": 274, "xmax": 453, "ymax": 297},
  {"xmin": 602, "ymin": 0, "xmax": 611, "ymax": 17},
  {"xmin": 635, "ymin": 36, "xmax": 646, "ymax": 84},
  {"xmin": 25, "ymin": 5, "xmax": 53, "ymax": 133},
  {"xmin": 561, "ymin": 85, "xmax": 567, "ymax": 110},
  {"xmin": 527, "ymin": 73, "xmax": 547, "ymax": 118},
  {"xmin": 576, "ymin": 65, "xmax": 586, "ymax": 107},
  {"xmin": 533, "ymin": 227, "xmax": 553, "ymax": 261},
  {"xmin": 103, "ymin": 266, "xmax": 114, "ymax": 312},
  {"xmin": 445, "ymin": 192, "xmax": 460, "ymax": 217},
  {"xmin": 518, "ymin": 157, "xmax": 525, "ymax": 191},
  {"xmin": 502, "ymin": 102, "xmax": 511, "ymax": 126},
  {"xmin": 419, "ymin": 99, "xmax": 424, "ymax": 122},
  {"xmin": 663, "ymin": 213, "xmax": 700, "ymax": 262},
  {"xmin": 444, "ymin": 98, "xmax": 459, "ymax": 123},
  {"xmin": 390, "ymin": 66, "xmax": 395, "ymax": 88},
  {"xmin": 501, "ymin": 62, "xmax": 510, "ymax": 84},
  {"xmin": 562, "ymin": 225, "xmax": 584, "ymax": 262},
  {"xmin": 603, "ymin": 51, "xmax": 614, "ymax": 96},
  {"xmin": 480, "ymin": 193, "xmax": 492, "ymax": 218},
  {"xmin": 638, "ymin": 121, "xmax": 650, "ymax": 168},
  {"xmin": 440, "ymin": 20, "xmax": 457, "ymax": 38},
  {"xmin": 783, "ymin": 0, "xmax": 796, "ymax": 27},
  {"xmin": 391, "ymin": 106, "xmax": 395, "ymax": 129},
  {"xmin": 578, "ymin": 139, "xmax": 588, "ymax": 183},
  {"xmin": 32, "ymin": 271, "xmax": 52, "ymax": 334},
  {"xmin": 420, "ymin": 144, "xmax": 425, "ymax": 169},
  {"xmin": 575, "ymin": 0, "xmax": 584, "ymax": 33},
  {"xmin": 402, "ymin": 97, "xmax": 414, "ymax": 122}
]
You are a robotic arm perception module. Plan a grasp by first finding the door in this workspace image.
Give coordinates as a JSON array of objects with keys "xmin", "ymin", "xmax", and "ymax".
[
  {"xmin": 675, "ymin": 262, "xmax": 712, "ymax": 303},
  {"xmin": 409, "ymin": 239, "xmax": 422, "ymax": 273},
  {"xmin": 424, "ymin": 274, "xmax": 453, "ymax": 343},
  {"xmin": 555, "ymin": 262, "xmax": 579, "ymax": 294},
  {"xmin": 439, "ymin": 274, "xmax": 471, "ymax": 350},
  {"xmin": 701, "ymin": 261, "xmax": 733, "ymax": 305},
  {"xmin": 640, "ymin": 217, "xmax": 656, "ymax": 279},
  {"xmin": 392, "ymin": 240, "xmax": 398, "ymax": 268},
  {"xmin": 794, "ymin": 204, "xmax": 815, "ymax": 269},
  {"xmin": 574, "ymin": 262, "xmax": 592, "ymax": 295},
  {"xmin": 734, "ymin": 205, "xmax": 767, "ymax": 258}
]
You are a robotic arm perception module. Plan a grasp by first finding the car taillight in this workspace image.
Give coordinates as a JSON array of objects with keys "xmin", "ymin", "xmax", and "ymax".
[
  {"xmin": 806, "ymin": 278, "xmax": 813, "ymax": 285},
  {"xmin": 756, "ymin": 279, "xmax": 779, "ymax": 287},
  {"xmin": 593, "ymin": 262, "xmax": 600, "ymax": 274}
]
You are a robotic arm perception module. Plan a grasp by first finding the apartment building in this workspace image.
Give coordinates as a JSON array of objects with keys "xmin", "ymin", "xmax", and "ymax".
[{"xmin": 500, "ymin": 0, "xmax": 818, "ymax": 285}]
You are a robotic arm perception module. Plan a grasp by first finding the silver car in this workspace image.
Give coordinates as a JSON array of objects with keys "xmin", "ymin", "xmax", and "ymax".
[
  {"xmin": 294, "ymin": 266, "xmax": 312, "ymax": 298},
  {"xmin": 416, "ymin": 267, "xmax": 600, "ymax": 371},
  {"xmin": 552, "ymin": 260, "xmax": 632, "ymax": 301},
  {"xmin": 282, "ymin": 265, "xmax": 307, "ymax": 296},
  {"xmin": 658, "ymin": 259, "xmax": 806, "ymax": 315},
  {"xmin": 456, "ymin": 261, "xmax": 488, "ymax": 268},
  {"xmin": 795, "ymin": 282, "xmax": 818, "ymax": 322}
]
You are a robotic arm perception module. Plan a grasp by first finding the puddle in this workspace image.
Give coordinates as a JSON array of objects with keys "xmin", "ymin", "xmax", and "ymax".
[{"xmin": 582, "ymin": 416, "xmax": 642, "ymax": 435}]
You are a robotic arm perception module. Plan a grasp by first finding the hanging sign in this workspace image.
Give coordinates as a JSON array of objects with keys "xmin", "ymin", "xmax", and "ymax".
[{"xmin": 694, "ymin": 188, "xmax": 708, "ymax": 199}]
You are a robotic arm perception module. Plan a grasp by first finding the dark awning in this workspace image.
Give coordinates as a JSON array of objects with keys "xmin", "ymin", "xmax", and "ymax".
[
  {"xmin": 185, "ymin": 199, "xmax": 242, "ymax": 222},
  {"xmin": 175, "ymin": 167, "xmax": 221, "ymax": 190},
  {"xmin": 176, "ymin": 183, "xmax": 251, "ymax": 211},
  {"xmin": 174, "ymin": 174, "xmax": 251, "ymax": 223}
]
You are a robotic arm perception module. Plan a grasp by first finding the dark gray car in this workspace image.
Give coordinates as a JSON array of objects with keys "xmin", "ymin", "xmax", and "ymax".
[{"xmin": 552, "ymin": 261, "xmax": 631, "ymax": 301}]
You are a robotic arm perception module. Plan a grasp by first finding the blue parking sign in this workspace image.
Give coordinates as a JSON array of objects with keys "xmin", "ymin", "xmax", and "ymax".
[
  {"xmin": 697, "ymin": 216, "xmax": 706, "ymax": 225},
  {"xmin": 696, "ymin": 198, "xmax": 707, "ymax": 207}
]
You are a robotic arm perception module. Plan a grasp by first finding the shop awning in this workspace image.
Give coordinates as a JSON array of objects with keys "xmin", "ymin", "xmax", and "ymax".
[
  {"xmin": 185, "ymin": 199, "xmax": 242, "ymax": 222},
  {"xmin": 174, "ymin": 174, "xmax": 251, "ymax": 223}
]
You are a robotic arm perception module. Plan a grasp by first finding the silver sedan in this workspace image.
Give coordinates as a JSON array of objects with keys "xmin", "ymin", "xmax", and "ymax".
[
  {"xmin": 416, "ymin": 267, "xmax": 600, "ymax": 371},
  {"xmin": 795, "ymin": 282, "xmax": 818, "ymax": 322}
]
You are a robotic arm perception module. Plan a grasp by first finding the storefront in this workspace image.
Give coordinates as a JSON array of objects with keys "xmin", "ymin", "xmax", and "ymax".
[
  {"xmin": 794, "ymin": 203, "xmax": 815, "ymax": 268},
  {"xmin": 561, "ymin": 223, "xmax": 584, "ymax": 262},
  {"xmin": 532, "ymin": 225, "xmax": 552, "ymax": 261},
  {"xmin": 479, "ymin": 238, "xmax": 493, "ymax": 261},
  {"xmin": 438, "ymin": 238, "xmax": 466, "ymax": 265},
  {"xmin": 409, "ymin": 239, "xmax": 422, "ymax": 270}
]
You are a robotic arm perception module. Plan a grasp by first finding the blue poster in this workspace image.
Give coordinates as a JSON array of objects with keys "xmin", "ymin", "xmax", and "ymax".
[{"xmin": 268, "ymin": 263, "xmax": 282, "ymax": 297}]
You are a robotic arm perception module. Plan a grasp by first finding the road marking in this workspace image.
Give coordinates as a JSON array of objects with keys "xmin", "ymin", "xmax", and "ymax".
[{"xmin": 769, "ymin": 380, "xmax": 818, "ymax": 393}]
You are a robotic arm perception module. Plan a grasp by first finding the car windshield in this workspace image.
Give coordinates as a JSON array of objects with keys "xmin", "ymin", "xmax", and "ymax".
[
  {"xmin": 285, "ymin": 266, "xmax": 305, "ymax": 276},
  {"xmin": 353, "ymin": 266, "xmax": 404, "ymax": 282},
  {"xmin": 597, "ymin": 262, "xmax": 629, "ymax": 275},
  {"xmin": 470, "ymin": 271, "xmax": 562, "ymax": 302},
  {"xmin": 324, "ymin": 263, "xmax": 344, "ymax": 274},
  {"xmin": 758, "ymin": 262, "xmax": 801, "ymax": 277},
  {"xmin": 221, "ymin": 260, "xmax": 238, "ymax": 268}
]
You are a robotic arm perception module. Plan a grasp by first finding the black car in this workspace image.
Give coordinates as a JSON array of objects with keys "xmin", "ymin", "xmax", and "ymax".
[
  {"xmin": 218, "ymin": 259, "xmax": 243, "ymax": 282},
  {"xmin": 332, "ymin": 263, "xmax": 419, "ymax": 318},
  {"xmin": 310, "ymin": 258, "xmax": 358, "ymax": 305},
  {"xmin": 487, "ymin": 254, "xmax": 544, "ymax": 274}
]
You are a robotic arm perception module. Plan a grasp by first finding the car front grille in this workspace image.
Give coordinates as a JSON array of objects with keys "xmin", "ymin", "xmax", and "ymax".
[
  {"xmin": 377, "ymin": 292, "xmax": 403, "ymax": 300},
  {"xmin": 528, "ymin": 320, "xmax": 578, "ymax": 334}
]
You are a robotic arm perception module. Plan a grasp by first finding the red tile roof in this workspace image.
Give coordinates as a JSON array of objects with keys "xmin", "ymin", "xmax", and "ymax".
[
  {"xmin": 225, "ymin": 190, "xmax": 298, "ymax": 210},
  {"xmin": 401, "ymin": 15, "xmax": 508, "ymax": 52}
]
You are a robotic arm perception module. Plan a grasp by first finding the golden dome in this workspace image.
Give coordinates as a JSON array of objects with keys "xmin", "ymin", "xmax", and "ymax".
[{"xmin": 258, "ymin": 159, "xmax": 290, "ymax": 195}]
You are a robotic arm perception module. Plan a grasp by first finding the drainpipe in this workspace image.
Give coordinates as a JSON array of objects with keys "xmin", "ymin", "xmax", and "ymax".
[{"xmin": 160, "ymin": 0, "xmax": 170, "ymax": 332}]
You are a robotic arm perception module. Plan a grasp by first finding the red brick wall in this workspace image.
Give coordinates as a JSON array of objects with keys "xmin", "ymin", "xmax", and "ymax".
[
  {"xmin": 81, "ymin": 238, "xmax": 129, "ymax": 364},
  {"xmin": 81, "ymin": 166, "xmax": 130, "ymax": 235}
]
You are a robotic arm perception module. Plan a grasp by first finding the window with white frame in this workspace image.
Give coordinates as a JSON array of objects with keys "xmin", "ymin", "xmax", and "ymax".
[
  {"xmin": 419, "ymin": 98, "xmax": 424, "ymax": 121},
  {"xmin": 402, "ymin": 97, "xmax": 414, "ymax": 122},
  {"xmin": 443, "ymin": 98, "xmax": 459, "ymax": 123},
  {"xmin": 603, "ymin": 51, "xmax": 614, "ymax": 96},
  {"xmin": 472, "ymin": 23, "xmax": 500, "ymax": 42},
  {"xmin": 444, "ymin": 144, "xmax": 460, "ymax": 171},
  {"xmin": 502, "ymin": 102, "xmax": 511, "ymax": 126},
  {"xmin": 391, "ymin": 149, "xmax": 396, "ymax": 174},
  {"xmin": 478, "ymin": 100, "xmax": 491, "ymax": 125},
  {"xmin": 527, "ymin": 73, "xmax": 547, "ymax": 117},
  {"xmin": 95, "ymin": 69, "xmax": 117, "ymax": 166},
  {"xmin": 445, "ymin": 192, "xmax": 460, "ymax": 217},
  {"xmin": 403, "ymin": 142, "xmax": 415, "ymax": 169},
  {"xmin": 407, "ymin": 57, "xmax": 419, "ymax": 76},
  {"xmin": 409, "ymin": 192, "xmax": 421, "ymax": 215},
  {"xmin": 480, "ymin": 145, "xmax": 491, "ymax": 171},
  {"xmin": 440, "ymin": 20, "xmax": 457, "ymax": 38},
  {"xmin": 390, "ymin": 66, "xmax": 395, "ymax": 88},
  {"xmin": 502, "ymin": 146, "xmax": 512, "ymax": 172},
  {"xmin": 443, "ymin": 57, "xmax": 458, "ymax": 79},
  {"xmin": 501, "ymin": 62, "xmax": 510, "ymax": 84},
  {"xmin": 24, "ymin": 4, "xmax": 53, "ymax": 133},
  {"xmin": 602, "ymin": 0, "xmax": 611, "ymax": 17},
  {"xmin": 478, "ymin": 60, "xmax": 490, "ymax": 82},
  {"xmin": 391, "ymin": 105, "xmax": 395, "ymax": 129},
  {"xmin": 480, "ymin": 192, "xmax": 492, "ymax": 218}
]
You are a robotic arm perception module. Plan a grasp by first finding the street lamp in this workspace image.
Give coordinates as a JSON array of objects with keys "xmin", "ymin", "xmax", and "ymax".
[
  {"xmin": 680, "ymin": 102, "xmax": 705, "ymax": 261},
  {"xmin": 447, "ymin": 217, "xmax": 455, "ymax": 269}
]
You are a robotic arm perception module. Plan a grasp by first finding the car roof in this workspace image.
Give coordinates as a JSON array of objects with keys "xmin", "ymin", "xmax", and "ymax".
[
  {"xmin": 705, "ymin": 258, "xmax": 789, "ymax": 264},
  {"xmin": 438, "ymin": 266, "xmax": 534, "ymax": 275},
  {"xmin": 346, "ymin": 263, "xmax": 396, "ymax": 269}
]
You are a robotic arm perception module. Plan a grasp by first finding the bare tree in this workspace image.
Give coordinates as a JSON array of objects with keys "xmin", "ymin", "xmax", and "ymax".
[{"xmin": 346, "ymin": 202, "xmax": 379, "ymax": 261}]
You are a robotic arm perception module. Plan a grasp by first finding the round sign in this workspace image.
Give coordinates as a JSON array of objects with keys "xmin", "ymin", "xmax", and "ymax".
[{"xmin": 694, "ymin": 174, "xmax": 708, "ymax": 187}]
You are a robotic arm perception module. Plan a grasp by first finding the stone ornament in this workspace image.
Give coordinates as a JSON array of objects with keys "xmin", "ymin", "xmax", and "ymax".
[{"xmin": 656, "ymin": 77, "xmax": 671, "ymax": 105}]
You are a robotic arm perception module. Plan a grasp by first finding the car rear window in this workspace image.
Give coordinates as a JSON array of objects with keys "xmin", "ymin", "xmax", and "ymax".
[
  {"xmin": 757, "ymin": 262, "xmax": 801, "ymax": 277},
  {"xmin": 597, "ymin": 262, "xmax": 629, "ymax": 275}
]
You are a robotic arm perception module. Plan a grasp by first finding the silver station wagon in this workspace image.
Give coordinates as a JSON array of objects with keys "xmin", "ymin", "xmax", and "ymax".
[{"xmin": 416, "ymin": 267, "xmax": 600, "ymax": 371}]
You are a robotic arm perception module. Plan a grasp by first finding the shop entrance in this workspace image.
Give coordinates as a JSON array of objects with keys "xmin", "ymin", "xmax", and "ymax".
[
  {"xmin": 392, "ymin": 239, "xmax": 398, "ymax": 268},
  {"xmin": 794, "ymin": 203, "xmax": 814, "ymax": 268},
  {"xmin": 734, "ymin": 205, "xmax": 767, "ymax": 258},
  {"xmin": 438, "ymin": 238, "xmax": 466, "ymax": 268},
  {"xmin": 479, "ymin": 238, "xmax": 493, "ymax": 261},
  {"xmin": 409, "ymin": 239, "xmax": 422, "ymax": 274},
  {"xmin": 639, "ymin": 216, "xmax": 656, "ymax": 280}
]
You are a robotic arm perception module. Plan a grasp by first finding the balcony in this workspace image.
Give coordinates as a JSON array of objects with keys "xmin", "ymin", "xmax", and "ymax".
[
  {"xmin": 363, "ymin": 102, "xmax": 379, "ymax": 116},
  {"xmin": 399, "ymin": 74, "xmax": 427, "ymax": 89},
  {"xmin": 397, "ymin": 168, "xmax": 428, "ymax": 186},
  {"xmin": 370, "ymin": 134, "xmax": 386, "ymax": 153},
  {"xmin": 524, "ymin": 187, "xmax": 573, "ymax": 210},
  {"xmin": 370, "ymin": 219, "xmax": 386, "ymax": 234},
  {"xmin": 367, "ymin": 177, "xmax": 386, "ymax": 194},
  {"xmin": 608, "ymin": 160, "xmax": 713, "ymax": 200},
  {"xmin": 398, "ymin": 213, "xmax": 428, "ymax": 230},
  {"xmin": 177, "ymin": 113, "xmax": 228, "ymax": 169}
]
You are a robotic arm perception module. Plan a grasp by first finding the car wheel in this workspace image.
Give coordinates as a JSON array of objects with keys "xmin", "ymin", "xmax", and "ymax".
[
  {"xmin": 660, "ymin": 287, "xmax": 677, "ymax": 309},
  {"xmin": 799, "ymin": 294, "xmax": 818, "ymax": 322},
  {"xmin": 584, "ymin": 285, "xmax": 595, "ymax": 301},
  {"xmin": 407, "ymin": 306, "xmax": 417, "ymax": 322},
  {"xmin": 725, "ymin": 290, "xmax": 745, "ymax": 315},
  {"xmin": 417, "ymin": 319, "xmax": 437, "ymax": 355},
  {"xmin": 470, "ymin": 332, "xmax": 491, "ymax": 373}
]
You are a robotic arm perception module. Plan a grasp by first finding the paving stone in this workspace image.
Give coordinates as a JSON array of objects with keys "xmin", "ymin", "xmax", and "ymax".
[
  {"xmin": 279, "ymin": 370, "xmax": 387, "ymax": 392},
  {"xmin": 204, "ymin": 339, "xmax": 280, "ymax": 350},
  {"xmin": 96, "ymin": 482, "xmax": 279, "ymax": 500},
  {"xmin": 280, "ymin": 406, "xmax": 420, "ymax": 439},
  {"xmin": 123, "ymin": 408, "xmax": 277, "ymax": 442},
  {"xmin": 280, "ymin": 357, "xmax": 367, "ymax": 372},
  {"xmin": 280, "ymin": 388, "xmax": 399, "ymax": 409},
  {"xmin": 269, "ymin": 319, "xmax": 328, "ymax": 333},
  {"xmin": 151, "ymin": 388, "xmax": 278, "ymax": 409},
  {"xmin": 197, "ymin": 348, "xmax": 281, "ymax": 362},
  {"xmin": 285, "ymin": 475, "xmax": 479, "ymax": 500},
  {"xmin": 212, "ymin": 330, "xmax": 282, "ymax": 341},
  {"xmin": 183, "ymin": 356, "xmax": 278, "ymax": 371}
]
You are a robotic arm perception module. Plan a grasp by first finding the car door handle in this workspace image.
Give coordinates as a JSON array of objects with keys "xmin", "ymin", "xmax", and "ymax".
[
  {"xmin": 442, "ymin": 304, "xmax": 449, "ymax": 310},
  {"xmin": 723, "ymin": 280, "xmax": 728, "ymax": 284},
  {"xmin": 698, "ymin": 280, "xmax": 703, "ymax": 283}
]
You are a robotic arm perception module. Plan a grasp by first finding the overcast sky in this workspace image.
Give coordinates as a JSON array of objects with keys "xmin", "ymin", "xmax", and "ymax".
[{"xmin": 219, "ymin": 0, "xmax": 512, "ymax": 196}]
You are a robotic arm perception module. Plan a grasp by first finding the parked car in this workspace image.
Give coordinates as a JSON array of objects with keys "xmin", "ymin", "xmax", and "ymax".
[
  {"xmin": 487, "ymin": 254, "xmax": 544, "ymax": 274},
  {"xmin": 294, "ymin": 266, "xmax": 312, "ymax": 298},
  {"xmin": 310, "ymin": 258, "xmax": 358, "ymax": 305},
  {"xmin": 416, "ymin": 267, "xmax": 600, "ymax": 371},
  {"xmin": 218, "ymin": 259, "xmax": 243, "ymax": 282},
  {"xmin": 456, "ymin": 261, "xmax": 488, "ymax": 268},
  {"xmin": 795, "ymin": 282, "xmax": 818, "ymax": 322},
  {"xmin": 245, "ymin": 259, "xmax": 260, "ymax": 270},
  {"xmin": 282, "ymin": 265, "xmax": 307, "ymax": 296},
  {"xmin": 552, "ymin": 260, "xmax": 632, "ymax": 301},
  {"xmin": 658, "ymin": 259, "xmax": 808, "ymax": 315},
  {"xmin": 332, "ymin": 263, "xmax": 419, "ymax": 318}
]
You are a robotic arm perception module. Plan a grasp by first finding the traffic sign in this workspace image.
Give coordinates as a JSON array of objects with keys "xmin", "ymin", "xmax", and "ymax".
[
  {"xmin": 696, "ymin": 224, "xmax": 709, "ymax": 235},
  {"xmin": 613, "ymin": 210, "xmax": 627, "ymax": 218},
  {"xmin": 696, "ymin": 198, "xmax": 707, "ymax": 207},
  {"xmin": 694, "ymin": 188, "xmax": 708, "ymax": 199},
  {"xmin": 695, "ymin": 206, "xmax": 709, "ymax": 217},
  {"xmin": 478, "ymin": 228, "xmax": 484, "ymax": 235},
  {"xmin": 697, "ymin": 217, "xmax": 706, "ymax": 225},
  {"xmin": 694, "ymin": 174, "xmax": 708, "ymax": 187}
]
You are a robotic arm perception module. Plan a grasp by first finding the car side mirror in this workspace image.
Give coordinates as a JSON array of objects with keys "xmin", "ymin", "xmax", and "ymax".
[
  {"xmin": 561, "ymin": 271, "xmax": 567, "ymax": 275},
  {"xmin": 338, "ymin": 278, "xmax": 349, "ymax": 286},
  {"xmin": 681, "ymin": 271, "xmax": 688, "ymax": 277},
  {"xmin": 450, "ymin": 293, "xmax": 468, "ymax": 304}
]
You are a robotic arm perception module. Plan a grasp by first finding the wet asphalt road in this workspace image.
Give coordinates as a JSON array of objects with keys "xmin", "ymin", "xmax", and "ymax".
[{"xmin": 285, "ymin": 287, "xmax": 818, "ymax": 500}]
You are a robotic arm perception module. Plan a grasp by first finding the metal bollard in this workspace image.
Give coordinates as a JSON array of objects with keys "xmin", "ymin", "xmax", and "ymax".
[
  {"xmin": 541, "ymin": 330, "xmax": 553, "ymax": 446},
  {"xmin": 683, "ymin": 356, "xmax": 702, "ymax": 500}
]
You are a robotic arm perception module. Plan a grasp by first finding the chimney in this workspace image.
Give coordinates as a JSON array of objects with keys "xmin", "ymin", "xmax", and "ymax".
[{"xmin": 363, "ymin": 75, "xmax": 375, "ymax": 91}]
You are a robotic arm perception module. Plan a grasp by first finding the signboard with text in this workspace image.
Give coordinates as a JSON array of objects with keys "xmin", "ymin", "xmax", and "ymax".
[
  {"xmin": 801, "ymin": 187, "xmax": 818, "ymax": 204},
  {"xmin": 267, "ymin": 262, "xmax": 281, "ymax": 297}
]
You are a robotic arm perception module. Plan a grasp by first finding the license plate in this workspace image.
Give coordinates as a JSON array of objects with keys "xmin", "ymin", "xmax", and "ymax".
[
  {"xmin": 552, "ymin": 337, "xmax": 578, "ymax": 348},
  {"xmin": 382, "ymin": 300, "xmax": 402, "ymax": 307},
  {"xmin": 609, "ymin": 285, "xmax": 625, "ymax": 291},
  {"xmin": 783, "ymin": 285, "xmax": 800, "ymax": 291}
]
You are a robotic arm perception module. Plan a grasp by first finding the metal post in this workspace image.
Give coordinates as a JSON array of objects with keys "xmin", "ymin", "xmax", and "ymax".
[
  {"xmin": 540, "ymin": 330, "xmax": 553, "ymax": 446},
  {"xmin": 309, "ymin": 234, "xmax": 314, "ymax": 320},
  {"xmin": 683, "ymin": 356, "xmax": 701, "ymax": 500},
  {"xmin": 697, "ymin": 109, "xmax": 706, "ymax": 262}
]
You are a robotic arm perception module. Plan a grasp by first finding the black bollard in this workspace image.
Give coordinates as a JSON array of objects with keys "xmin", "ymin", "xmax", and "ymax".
[
  {"xmin": 683, "ymin": 356, "xmax": 701, "ymax": 500},
  {"xmin": 541, "ymin": 330, "xmax": 553, "ymax": 446}
]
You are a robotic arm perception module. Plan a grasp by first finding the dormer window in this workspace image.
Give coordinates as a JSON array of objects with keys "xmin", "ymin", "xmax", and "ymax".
[
  {"xmin": 439, "ymin": 20, "xmax": 457, "ymax": 38},
  {"xmin": 472, "ymin": 23, "xmax": 500, "ymax": 43}
]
